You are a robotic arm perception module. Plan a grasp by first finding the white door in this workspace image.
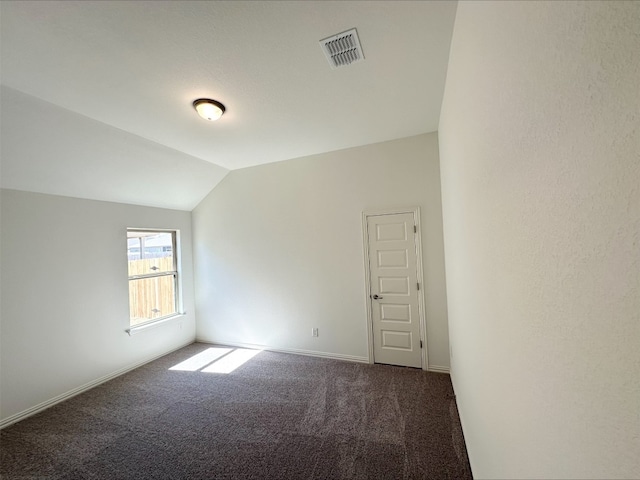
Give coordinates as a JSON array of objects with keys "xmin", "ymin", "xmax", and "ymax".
[{"xmin": 366, "ymin": 212, "xmax": 422, "ymax": 368}]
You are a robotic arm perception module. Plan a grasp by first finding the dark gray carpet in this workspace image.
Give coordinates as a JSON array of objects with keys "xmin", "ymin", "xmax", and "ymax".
[{"xmin": 1, "ymin": 343, "xmax": 472, "ymax": 479}]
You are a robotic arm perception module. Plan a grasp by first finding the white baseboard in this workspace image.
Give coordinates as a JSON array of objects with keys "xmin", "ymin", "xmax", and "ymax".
[
  {"xmin": 0, "ymin": 340, "xmax": 194, "ymax": 430},
  {"xmin": 2, "ymin": 339, "xmax": 447, "ymax": 430},
  {"xmin": 428, "ymin": 364, "xmax": 451, "ymax": 374},
  {"xmin": 195, "ymin": 338, "xmax": 370, "ymax": 364}
]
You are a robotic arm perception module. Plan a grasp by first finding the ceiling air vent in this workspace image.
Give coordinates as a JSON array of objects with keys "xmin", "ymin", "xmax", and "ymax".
[{"xmin": 319, "ymin": 28, "xmax": 364, "ymax": 69}]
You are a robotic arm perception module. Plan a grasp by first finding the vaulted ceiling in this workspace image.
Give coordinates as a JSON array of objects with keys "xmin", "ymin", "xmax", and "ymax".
[{"xmin": 1, "ymin": 1, "xmax": 457, "ymax": 210}]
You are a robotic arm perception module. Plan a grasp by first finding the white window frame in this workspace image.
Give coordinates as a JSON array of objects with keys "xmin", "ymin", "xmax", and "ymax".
[{"xmin": 126, "ymin": 228, "xmax": 183, "ymax": 335}]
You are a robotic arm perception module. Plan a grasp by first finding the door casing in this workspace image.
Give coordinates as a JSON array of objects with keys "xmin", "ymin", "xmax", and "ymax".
[{"xmin": 362, "ymin": 207, "xmax": 429, "ymax": 370}]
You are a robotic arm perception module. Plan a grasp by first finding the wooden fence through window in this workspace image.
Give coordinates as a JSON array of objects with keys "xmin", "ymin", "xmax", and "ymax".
[{"xmin": 128, "ymin": 257, "xmax": 176, "ymax": 326}]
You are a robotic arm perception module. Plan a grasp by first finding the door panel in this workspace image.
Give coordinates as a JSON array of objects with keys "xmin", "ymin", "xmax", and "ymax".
[
  {"xmin": 379, "ymin": 276, "xmax": 410, "ymax": 295},
  {"xmin": 377, "ymin": 250, "xmax": 408, "ymax": 268},
  {"xmin": 381, "ymin": 304, "xmax": 411, "ymax": 322},
  {"xmin": 367, "ymin": 213, "xmax": 422, "ymax": 368},
  {"xmin": 381, "ymin": 330, "xmax": 413, "ymax": 349},
  {"xmin": 375, "ymin": 222, "xmax": 407, "ymax": 241}
]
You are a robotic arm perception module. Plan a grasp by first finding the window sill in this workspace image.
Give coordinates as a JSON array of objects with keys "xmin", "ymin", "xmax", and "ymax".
[{"xmin": 126, "ymin": 313, "xmax": 186, "ymax": 336}]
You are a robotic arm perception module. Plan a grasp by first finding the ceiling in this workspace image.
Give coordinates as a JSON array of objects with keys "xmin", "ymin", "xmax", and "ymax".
[{"xmin": 0, "ymin": 1, "xmax": 457, "ymax": 210}]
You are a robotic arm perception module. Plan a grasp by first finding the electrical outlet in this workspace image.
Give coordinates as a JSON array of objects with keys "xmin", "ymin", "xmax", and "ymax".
[{"xmin": 312, "ymin": 328, "xmax": 319, "ymax": 337}]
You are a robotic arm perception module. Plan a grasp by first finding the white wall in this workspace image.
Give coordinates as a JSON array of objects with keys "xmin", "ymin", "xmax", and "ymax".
[
  {"xmin": 193, "ymin": 133, "xmax": 451, "ymax": 368},
  {"xmin": 439, "ymin": 1, "xmax": 640, "ymax": 479},
  {"xmin": 0, "ymin": 189, "xmax": 196, "ymax": 423},
  {"xmin": 1, "ymin": 87, "xmax": 229, "ymax": 211}
]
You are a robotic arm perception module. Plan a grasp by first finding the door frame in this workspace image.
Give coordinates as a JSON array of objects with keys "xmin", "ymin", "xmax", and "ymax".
[{"xmin": 362, "ymin": 207, "xmax": 429, "ymax": 371}]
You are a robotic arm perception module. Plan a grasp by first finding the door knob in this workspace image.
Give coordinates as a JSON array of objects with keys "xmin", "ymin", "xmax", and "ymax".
[{"xmin": 371, "ymin": 294, "xmax": 383, "ymax": 300}]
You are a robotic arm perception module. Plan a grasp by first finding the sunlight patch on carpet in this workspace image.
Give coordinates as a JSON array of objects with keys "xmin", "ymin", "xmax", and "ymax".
[
  {"xmin": 168, "ymin": 347, "xmax": 232, "ymax": 371},
  {"xmin": 201, "ymin": 348, "xmax": 262, "ymax": 374},
  {"xmin": 168, "ymin": 347, "xmax": 262, "ymax": 373}
]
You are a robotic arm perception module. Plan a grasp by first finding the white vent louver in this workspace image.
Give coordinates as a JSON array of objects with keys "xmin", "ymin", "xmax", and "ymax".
[{"xmin": 320, "ymin": 28, "xmax": 364, "ymax": 69}]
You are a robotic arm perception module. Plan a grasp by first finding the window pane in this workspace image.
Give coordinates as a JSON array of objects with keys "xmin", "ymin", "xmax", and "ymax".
[
  {"xmin": 127, "ymin": 231, "xmax": 174, "ymax": 275},
  {"xmin": 129, "ymin": 275, "xmax": 176, "ymax": 326}
]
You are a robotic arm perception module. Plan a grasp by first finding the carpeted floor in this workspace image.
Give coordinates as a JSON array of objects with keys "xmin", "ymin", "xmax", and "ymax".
[{"xmin": 0, "ymin": 343, "xmax": 472, "ymax": 479}]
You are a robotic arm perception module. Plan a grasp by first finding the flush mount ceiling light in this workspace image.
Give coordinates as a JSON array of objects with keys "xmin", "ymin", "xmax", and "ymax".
[{"xmin": 193, "ymin": 98, "xmax": 226, "ymax": 121}]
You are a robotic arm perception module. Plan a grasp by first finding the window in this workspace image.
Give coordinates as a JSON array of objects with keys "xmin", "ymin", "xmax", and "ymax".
[{"xmin": 127, "ymin": 229, "xmax": 179, "ymax": 327}]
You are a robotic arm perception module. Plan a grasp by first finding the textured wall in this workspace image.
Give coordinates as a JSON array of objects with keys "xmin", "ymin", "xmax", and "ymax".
[
  {"xmin": 192, "ymin": 134, "xmax": 451, "ymax": 369},
  {"xmin": 439, "ymin": 1, "xmax": 639, "ymax": 478},
  {"xmin": 0, "ymin": 190, "xmax": 196, "ymax": 423}
]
